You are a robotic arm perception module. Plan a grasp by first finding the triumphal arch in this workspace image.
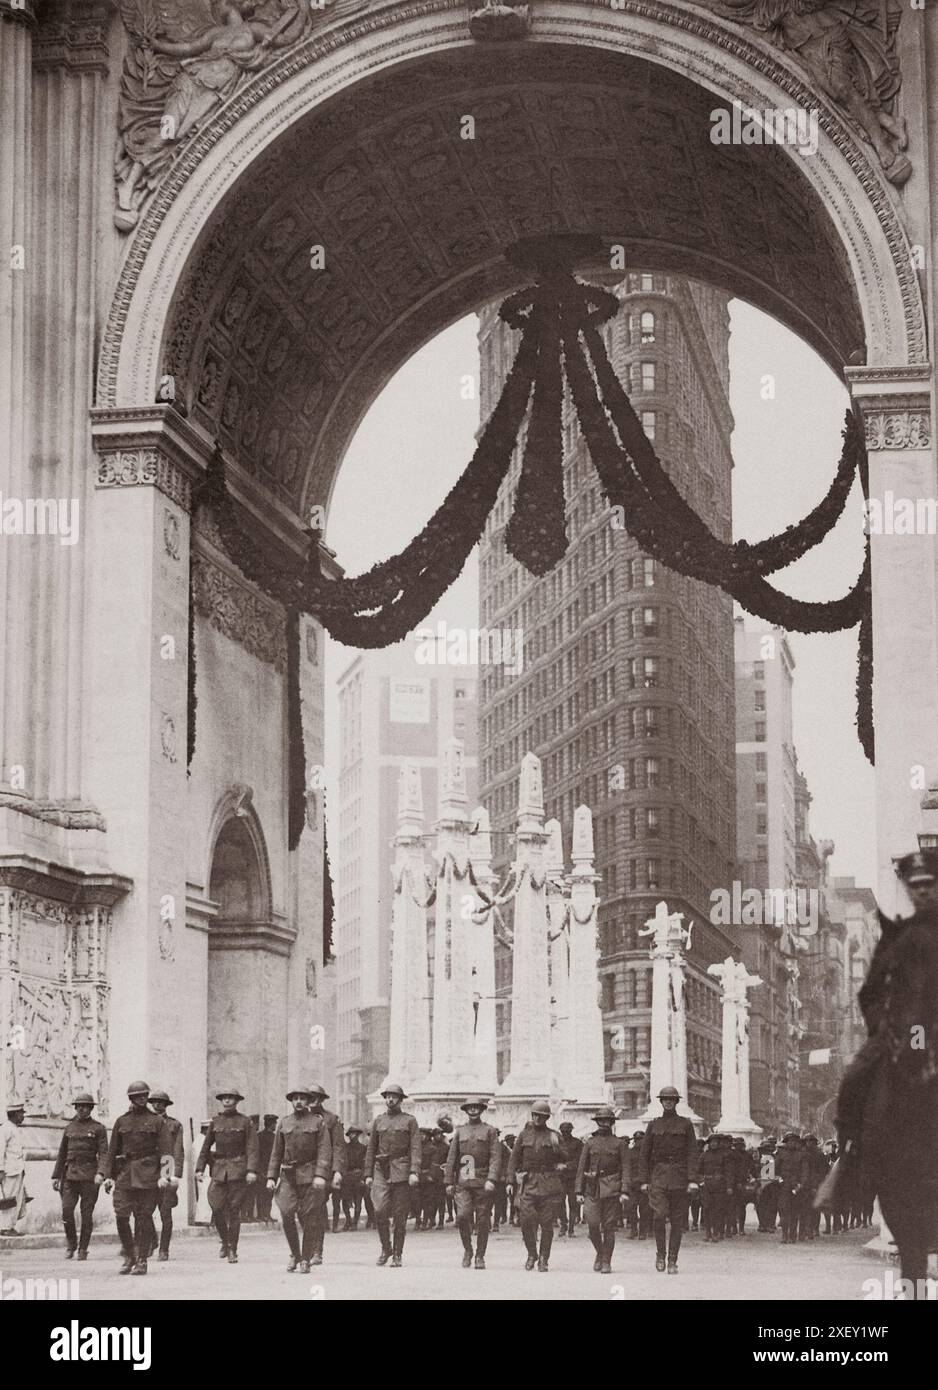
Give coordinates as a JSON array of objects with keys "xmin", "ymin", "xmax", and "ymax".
[{"xmin": 1, "ymin": 0, "xmax": 936, "ymax": 1181}]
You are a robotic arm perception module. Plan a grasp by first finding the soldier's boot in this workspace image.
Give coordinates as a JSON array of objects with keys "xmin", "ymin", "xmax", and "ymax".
[
  {"xmin": 215, "ymin": 1211, "xmax": 230, "ymax": 1258},
  {"xmin": 601, "ymin": 1231, "xmax": 615, "ymax": 1274},
  {"xmin": 116, "ymin": 1218, "xmax": 135, "ymax": 1273},
  {"xmin": 538, "ymin": 1225, "xmax": 554, "ymax": 1271},
  {"xmin": 282, "ymin": 1214, "xmax": 301, "ymax": 1271},
  {"xmin": 590, "ymin": 1228, "xmax": 603, "ymax": 1271},
  {"xmin": 78, "ymin": 1212, "xmax": 93, "ymax": 1260},
  {"xmin": 63, "ymin": 1211, "xmax": 78, "ymax": 1257},
  {"xmin": 77, "ymin": 1250, "xmax": 88, "ymax": 1262}
]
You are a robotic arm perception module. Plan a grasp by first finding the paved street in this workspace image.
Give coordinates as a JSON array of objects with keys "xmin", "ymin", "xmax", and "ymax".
[{"xmin": 0, "ymin": 1226, "xmax": 884, "ymax": 1301}]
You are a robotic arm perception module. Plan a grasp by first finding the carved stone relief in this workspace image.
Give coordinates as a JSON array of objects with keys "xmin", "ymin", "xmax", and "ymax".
[
  {"xmin": 0, "ymin": 893, "xmax": 111, "ymax": 1118},
  {"xmin": 191, "ymin": 548, "xmax": 287, "ymax": 671}
]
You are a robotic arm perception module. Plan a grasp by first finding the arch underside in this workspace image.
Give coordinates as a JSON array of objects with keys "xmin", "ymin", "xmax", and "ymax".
[{"xmin": 163, "ymin": 42, "xmax": 866, "ymax": 520}]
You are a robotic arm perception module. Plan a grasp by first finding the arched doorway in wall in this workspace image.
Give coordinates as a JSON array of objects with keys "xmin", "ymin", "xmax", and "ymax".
[{"xmin": 207, "ymin": 807, "xmax": 288, "ymax": 1120}]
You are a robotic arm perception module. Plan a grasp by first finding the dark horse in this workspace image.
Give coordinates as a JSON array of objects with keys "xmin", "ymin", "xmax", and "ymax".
[{"xmin": 835, "ymin": 855, "xmax": 938, "ymax": 1296}]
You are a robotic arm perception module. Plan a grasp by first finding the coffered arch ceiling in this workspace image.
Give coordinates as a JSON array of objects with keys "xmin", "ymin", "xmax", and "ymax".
[{"xmin": 163, "ymin": 43, "xmax": 865, "ymax": 521}]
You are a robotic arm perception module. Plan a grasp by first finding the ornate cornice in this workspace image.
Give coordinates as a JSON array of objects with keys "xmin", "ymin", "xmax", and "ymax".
[
  {"xmin": 0, "ymin": 853, "xmax": 132, "ymax": 908},
  {"xmin": 33, "ymin": 0, "xmax": 112, "ymax": 72},
  {"xmin": 0, "ymin": 790, "xmax": 107, "ymax": 831},
  {"xmin": 844, "ymin": 364, "xmax": 932, "ymax": 445}
]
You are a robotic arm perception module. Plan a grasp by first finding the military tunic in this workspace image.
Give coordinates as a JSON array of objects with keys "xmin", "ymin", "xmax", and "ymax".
[
  {"xmin": 444, "ymin": 1120, "xmax": 500, "ymax": 1253},
  {"xmin": 196, "ymin": 1111, "xmax": 259, "ymax": 1254},
  {"xmin": 507, "ymin": 1124, "xmax": 567, "ymax": 1261},
  {"xmin": 268, "ymin": 1110, "xmax": 332, "ymax": 1237},
  {"xmin": 106, "ymin": 1108, "xmax": 175, "ymax": 1262},
  {"xmin": 575, "ymin": 1132, "xmax": 630, "ymax": 1252},
  {"xmin": 53, "ymin": 1117, "xmax": 108, "ymax": 1253},
  {"xmin": 635, "ymin": 1113, "xmax": 699, "ymax": 1262},
  {"xmin": 698, "ymin": 1144, "xmax": 731, "ymax": 1239},
  {"xmin": 365, "ymin": 1111, "xmax": 421, "ymax": 1257}
]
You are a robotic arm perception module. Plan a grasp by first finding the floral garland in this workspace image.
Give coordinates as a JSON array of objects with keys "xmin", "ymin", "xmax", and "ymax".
[{"xmin": 189, "ymin": 237, "xmax": 874, "ymax": 768}]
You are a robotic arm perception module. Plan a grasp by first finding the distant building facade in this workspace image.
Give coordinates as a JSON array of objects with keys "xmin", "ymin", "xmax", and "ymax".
[
  {"xmin": 478, "ymin": 273, "xmax": 739, "ymax": 1128},
  {"xmin": 334, "ymin": 643, "xmax": 478, "ymax": 1127}
]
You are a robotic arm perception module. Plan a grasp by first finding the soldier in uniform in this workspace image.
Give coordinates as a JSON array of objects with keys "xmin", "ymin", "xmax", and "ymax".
[
  {"xmin": 195, "ymin": 1085, "xmax": 259, "ymax": 1264},
  {"xmin": 699, "ymin": 1132, "xmax": 730, "ymax": 1243},
  {"xmin": 634, "ymin": 1086, "xmax": 699, "ymax": 1274},
  {"xmin": 341, "ymin": 1125, "xmax": 366, "ymax": 1229},
  {"xmin": 493, "ymin": 1131, "xmax": 511, "ymax": 1232},
  {"xmin": 799, "ymin": 1134, "xmax": 827, "ymax": 1240},
  {"xmin": 437, "ymin": 1113, "xmax": 455, "ymax": 1223},
  {"xmin": 731, "ymin": 1137, "xmax": 755, "ymax": 1236},
  {"xmin": 444, "ymin": 1096, "xmax": 501, "ymax": 1269},
  {"xmin": 719, "ymin": 1134, "xmax": 738, "ymax": 1236},
  {"xmin": 51, "ymin": 1091, "xmax": 107, "ymax": 1259},
  {"xmin": 305, "ymin": 1082, "xmax": 344, "ymax": 1260},
  {"xmin": 834, "ymin": 848, "xmax": 938, "ymax": 1292},
  {"xmin": 105, "ymin": 1081, "xmax": 175, "ymax": 1275},
  {"xmin": 506, "ymin": 1100, "xmax": 568, "ymax": 1272},
  {"xmin": 755, "ymin": 1137, "xmax": 779, "ymax": 1232},
  {"xmin": 148, "ymin": 1088, "xmax": 185, "ymax": 1261},
  {"xmin": 627, "ymin": 1130, "xmax": 651, "ymax": 1239},
  {"xmin": 364, "ymin": 1082, "xmax": 421, "ymax": 1267},
  {"xmin": 688, "ymin": 1138, "xmax": 705, "ymax": 1231},
  {"xmin": 557, "ymin": 1121, "xmax": 583, "ymax": 1237},
  {"xmin": 266, "ymin": 1085, "xmax": 332, "ymax": 1272},
  {"xmin": 255, "ymin": 1115, "xmax": 278, "ymax": 1224},
  {"xmin": 0, "ymin": 1099, "xmax": 27, "ymax": 1235},
  {"xmin": 775, "ymin": 1132, "xmax": 806, "ymax": 1244},
  {"xmin": 429, "ymin": 1127, "xmax": 449, "ymax": 1229},
  {"xmin": 575, "ymin": 1105, "xmax": 630, "ymax": 1273}
]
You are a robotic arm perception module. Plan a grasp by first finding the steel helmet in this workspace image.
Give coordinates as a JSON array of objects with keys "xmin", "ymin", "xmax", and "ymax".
[
  {"xmin": 71, "ymin": 1092, "xmax": 96, "ymax": 1107},
  {"xmin": 126, "ymin": 1081, "xmax": 150, "ymax": 1096},
  {"xmin": 215, "ymin": 1085, "xmax": 245, "ymax": 1102},
  {"xmin": 149, "ymin": 1088, "xmax": 172, "ymax": 1104},
  {"xmin": 530, "ymin": 1101, "xmax": 552, "ymax": 1116},
  {"xmin": 460, "ymin": 1096, "xmax": 489, "ymax": 1111},
  {"xmin": 658, "ymin": 1086, "xmax": 680, "ymax": 1099},
  {"xmin": 592, "ymin": 1106, "xmax": 616, "ymax": 1121},
  {"xmin": 381, "ymin": 1082, "xmax": 406, "ymax": 1099}
]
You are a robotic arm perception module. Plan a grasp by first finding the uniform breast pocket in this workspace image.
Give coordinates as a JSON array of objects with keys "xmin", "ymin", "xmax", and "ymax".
[{"xmin": 459, "ymin": 1154, "xmax": 477, "ymax": 1183}]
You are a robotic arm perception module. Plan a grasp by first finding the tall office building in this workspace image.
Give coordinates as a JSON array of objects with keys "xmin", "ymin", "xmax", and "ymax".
[
  {"xmin": 734, "ymin": 616, "xmax": 802, "ymax": 1131},
  {"xmin": 334, "ymin": 642, "xmax": 478, "ymax": 1127},
  {"xmin": 477, "ymin": 273, "xmax": 739, "ymax": 1127}
]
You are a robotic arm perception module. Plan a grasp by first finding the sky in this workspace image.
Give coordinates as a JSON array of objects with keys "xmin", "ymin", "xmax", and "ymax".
[{"xmin": 323, "ymin": 298, "xmax": 876, "ymax": 889}]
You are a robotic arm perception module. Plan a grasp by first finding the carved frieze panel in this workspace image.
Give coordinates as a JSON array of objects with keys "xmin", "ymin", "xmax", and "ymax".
[
  {"xmin": 96, "ymin": 447, "xmax": 192, "ymax": 510},
  {"xmin": 0, "ymin": 893, "xmax": 112, "ymax": 1118},
  {"xmin": 863, "ymin": 411, "xmax": 931, "ymax": 452},
  {"xmin": 191, "ymin": 548, "xmax": 287, "ymax": 672}
]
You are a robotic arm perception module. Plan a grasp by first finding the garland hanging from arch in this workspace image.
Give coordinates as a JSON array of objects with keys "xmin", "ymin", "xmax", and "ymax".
[{"xmin": 188, "ymin": 233, "xmax": 874, "ymax": 795}]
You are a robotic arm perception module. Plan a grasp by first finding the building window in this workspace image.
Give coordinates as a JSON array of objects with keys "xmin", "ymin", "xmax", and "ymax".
[
  {"xmin": 641, "ymin": 311, "xmax": 655, "ymax": 343},
  {"xmin": 754, "ymin": 689, "xmax": 765, "ymax": 712},
  {"xmin": 647, "ymin": 858, "xmax": 661, "ymax": 890},
  {"xmin": 641, "ymin": 410, "xmax": 656, "ymax": 442},
  {"xmin": 646, "ymin": 756, "xmax": 660, "ymax": 787},
  {"xmin": 647, "ymin": 807, "xmax": 660, "ymax": 837},
  {"xmin": 643, "ymin": 606, "xmax": 658, "ymax": 637},
  {"xmin": 643, "ymin": 558, "xmax": 656, "ymax": 587},
  {"xmin": 754, "ymin": 662, "xmax": 765, "ymax": 680},
  {"xmin": 641, "ymin": 273, "xmax": 654, "ymax": 291},
  {"xmin": 643, "ymin": 657, "xmax": 659, "ymax": 688},
  {"xmin": 756, "ymin": 813, "xmax": 768, "ymax": 835},
  {"xmin": 756, "ymin": 782, "xmax": 767, "ymax": 802},
  {"xmin": 756, "ymin": 752, "xmax": 767, "ymax": 772},
  {"xmin": 755, "ymin": 721, "xmax": 766, "ymax": 743},
  {"xmin": 641, "ymin": 361, "xmax": 656, "ymax": 391}
]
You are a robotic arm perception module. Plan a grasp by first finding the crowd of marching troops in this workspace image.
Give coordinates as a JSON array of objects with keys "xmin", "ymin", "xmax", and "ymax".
[{"xmin": 8, "ymin": 1074, "xmax": 872, "ymax": 1279}]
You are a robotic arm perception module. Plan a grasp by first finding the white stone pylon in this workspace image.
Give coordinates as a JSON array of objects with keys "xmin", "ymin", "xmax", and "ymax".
[
  {"xmin": 562, "ymin": 807, "xmax": 611, "ymax": 1107},
  {"xmin": 545, "ymin": 818, "xmax": 570, "ymax": 1095},
  {"xmin": 422, "ymin": 739, "xmax": 478, "ymax": 1092},
  {"xmin": 708, "ymin": 956, "xmax": 763, "ymax": 1137},
  {"xmin": 384, "ymin": 763, "xmax": 430, "ymax": 1092},
  {"xmin": 468, "ymin": 805, "xmax": 498, "ymax": 1093},
  {"xmin": 640, "ymin": 901, "xmax": 702, "ymax": 1125},
  {"xmin": 497, "ymin": 752, "xmax": 552, "ymax": 1099}
]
